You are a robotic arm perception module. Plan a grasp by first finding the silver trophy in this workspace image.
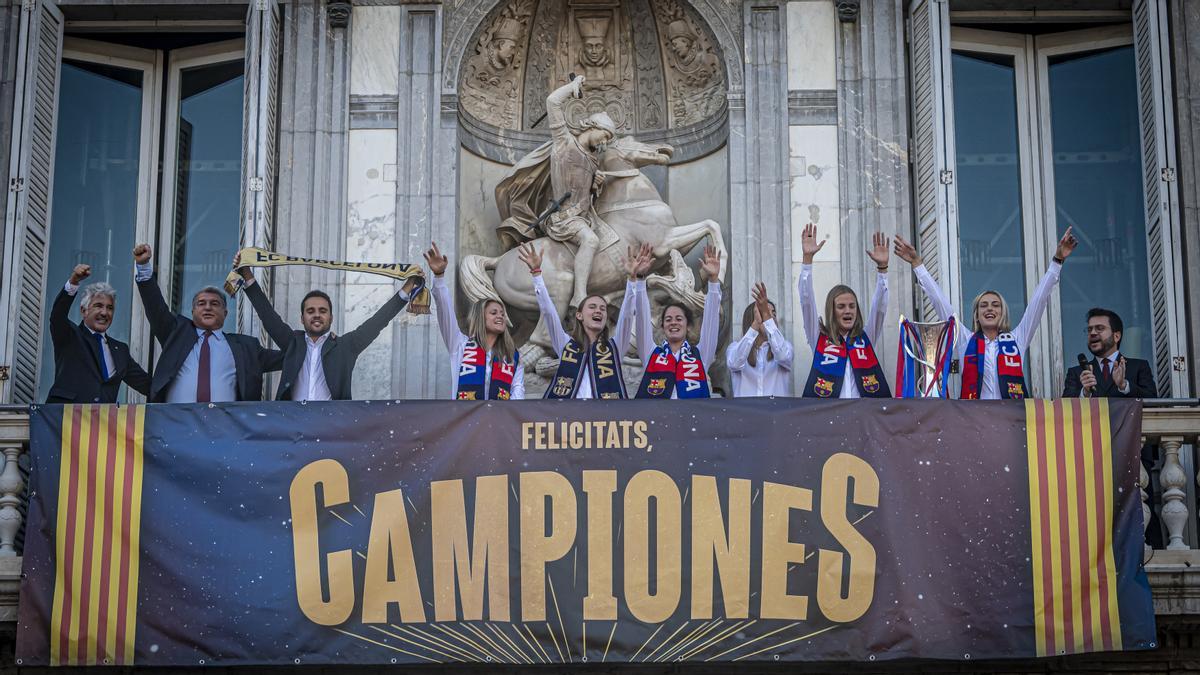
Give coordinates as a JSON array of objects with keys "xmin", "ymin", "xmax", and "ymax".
[{"xmin": 898, "ymin": 315, "xmax": 955, "ymax": 398}]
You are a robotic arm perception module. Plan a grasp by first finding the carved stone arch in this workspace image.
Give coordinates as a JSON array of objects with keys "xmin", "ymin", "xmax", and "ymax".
[
  {"xmin": 446, "ymin": 0, "xmax": 740, "ymax": 163},
  {"xmin": 442, "ymin": 0, "xmax": 742, "ymax": 96}
]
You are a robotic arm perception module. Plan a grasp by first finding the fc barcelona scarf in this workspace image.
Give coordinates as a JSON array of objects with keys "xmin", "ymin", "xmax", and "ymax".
[
  {"xmin": 456, "ymin": 339, "xmax": 518, "ymax": 400},
  {"xmin": 635, "ymin": 341, "xmax": 711, "ymax": 399},
  {"xmin": 962, "ymin": 331, "xmax": 1027, "ymax": 399},
  {"xmin": 544, "ymin": 338, "xmax": 626, "ymax": 399},
  {"xmin": 896, "ymin": 316, "xmax": 956, "ymax": 398},
  {"xmin": 803, "ymin": 332, "xmax": 891, "ymax": 398}
]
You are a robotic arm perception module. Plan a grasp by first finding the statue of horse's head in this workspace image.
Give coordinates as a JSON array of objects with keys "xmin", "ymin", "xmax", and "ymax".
[{"xmin": 601, "ymin": 135, "xmax": 674, "ymax": 171}]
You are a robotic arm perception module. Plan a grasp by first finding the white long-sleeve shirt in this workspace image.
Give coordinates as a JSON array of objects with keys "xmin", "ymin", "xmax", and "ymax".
[
  {"xmin": 912, "ymin": 261, "xmax": 1061, "ymax": 400},
  {"xmin": 635, "ymin": 281, "xmax": 722, "ymax": 398},
  {"xmin": 431, "ymin": 275, "xmax": 525, "ymax": 400},
  {"xmin": 533, "ymin": 274, "xmax": 639, "ymax": 399},
  {"xmin": 726, "ymin": 318, "xmax": 794, "ymax": 397},
  {"xmin": 798, "ymin": 264, "xmax": 888, "ymax": 399}
]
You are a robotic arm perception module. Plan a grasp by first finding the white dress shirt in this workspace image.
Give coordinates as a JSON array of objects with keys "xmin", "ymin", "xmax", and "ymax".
[
  {"xmin": 798, "ymin": 264, "xmax": 888, "ymax": 399},
  {"xmin": 635, "ymin": 280, "xmax": 722, "ymax": 399},
  {"xmin": 166, "ymin": 327, "xmax": 238, "ymax": 403},
  {"xmin": 534, "ymin": 274, "xmax": 639, "ymax": 399},
  {"xmin": 913, "ymin": 261, "xmax": 1060, "ymax": 400},
  {"xmin": 293, "ymin": 333, "xmax": 333, "ymax": 401},
  {"xmin": 726, "ymin": 318, "xmax": 794, "ymax": 397},
  {"xmin": 64, "ymin": 281, "xmax": 115, "ymax": 378},
  {"xmin": 431, "ymin": 275, "xmax": 525, "ymax": 400},
  {"xmin": 1080, "ymin": 349, "xmax": 1131, "ymax": 397}
]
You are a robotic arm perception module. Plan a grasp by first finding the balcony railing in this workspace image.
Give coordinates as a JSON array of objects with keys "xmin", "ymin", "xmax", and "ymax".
[{"xmin": 0, "ymin": 402, "xmax": 1196, "ymax": 623}]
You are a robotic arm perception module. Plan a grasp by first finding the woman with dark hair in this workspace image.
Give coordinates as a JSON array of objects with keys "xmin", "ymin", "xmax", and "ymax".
[
  {"xmin": 518, "ymin": 241, "xmax": 650, "ymax": 399},
  {"xmin": 426, "ymin": 242, "xmax": 524, "ymax": 400},
  {"xmin": 797, "ymin": 223, "xmax": 892, "ymax": 399},
  {"xmin": 726, "ymin": 282, "xmax": 793, "ymax": 397},
  {"xmin": 633, "ymin": 245, "xmax": 723, "ymax": 399}
]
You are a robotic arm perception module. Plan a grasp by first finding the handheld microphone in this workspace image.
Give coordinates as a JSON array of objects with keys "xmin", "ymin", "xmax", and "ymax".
[{"xmin": 1077, "ymin": 353, "xmax": 1095, "ymax": 395}]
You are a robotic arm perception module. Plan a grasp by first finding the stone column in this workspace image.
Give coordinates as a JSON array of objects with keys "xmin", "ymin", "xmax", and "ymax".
[
  {"xmin": 733, "ymin": 0, "xmax": 792, "ymax": 378},
  {"xmin": 835, "ymin": 0, "xmax": 912, "ymax": 369},
  {"xmin": 0, "ymin": 445, "xmax": 23, "ymax": 556},
  {"xmin": 1159, "ymin": 436, "xmax": 1190, "ymax": 550},
  {"xmin": 392, "ymin": 5, "xmax": 455, "ymax": 399},
  {"xmin": 275, "ymin": 0, "xmax": 352, "ymax": 321},
  {"xmin": 1169, "ymin": 0, "xmax": 1200, "ymax": 395}
]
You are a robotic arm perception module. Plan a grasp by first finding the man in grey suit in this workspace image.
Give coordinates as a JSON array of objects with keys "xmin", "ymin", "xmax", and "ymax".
[{"xmin": 234, "ymin": 254, "xmax": 420, "ymax": 401}]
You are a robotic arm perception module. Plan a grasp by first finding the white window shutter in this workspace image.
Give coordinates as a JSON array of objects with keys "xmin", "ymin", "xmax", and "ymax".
[
  {"xmin": 1133, "ymin": 0, "xmax": 1188, "ymax": 397},
  {"xmin": 238, "ymin": 0, "xmax": 281, "ymax": 334},
  {"xmin": 907, "ymin": 0, "xmax": 960, "ymax": 322},
  {"xmin": 0, "ymin": 0, "xmax": 64, "ymax": 404}
]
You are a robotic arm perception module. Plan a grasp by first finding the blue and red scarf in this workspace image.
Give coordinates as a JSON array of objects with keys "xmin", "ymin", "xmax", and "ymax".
[
  {"xmin": 961, "ymin": 331, "xmax": 1026, "ymax": 399},
  {"xmin": 635, "ymin": 341, "xmax": 710, "ymax": 399},
  {"xmin": 545, "ymin": 337, "xmax": 627, "ymax": 400},
  {"xmin": 803, "ymin": 332, "xmax": 891, "ymax": 398},
  {"xmin": 456, "ymin": 339, "xmax": 518, "ymax": 400}
]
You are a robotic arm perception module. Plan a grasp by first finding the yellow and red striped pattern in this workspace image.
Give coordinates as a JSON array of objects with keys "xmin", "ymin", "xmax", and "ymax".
[
  {"xmin": 49, "ymin": 405, "xmax": 146, "ymax": 666},
  {"xmin": 1025, "ymin": 398, "xmax": 1121, "ymax": 656}
]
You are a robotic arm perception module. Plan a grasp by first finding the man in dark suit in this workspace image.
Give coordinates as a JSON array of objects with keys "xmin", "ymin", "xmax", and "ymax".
[
  {"xmin": 45, "ymin": 264, "xmax": 151, "ymax": 404},
  {"xmin": 233, "ymin": 254, "xmax": 418, "ymax": 400},
  {"xmin": 1062, "ymin": 307, "xmax": 1160, "ymax": 548},
  {"xmin": 133, "ymin": 244, "xmax": 282, "ymax": 402},
  {"xmin": 1062, "ymin": 307, "xmax": 1157, "ymax": 398}
]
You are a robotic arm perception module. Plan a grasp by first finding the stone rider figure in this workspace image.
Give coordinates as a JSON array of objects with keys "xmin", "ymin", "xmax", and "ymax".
[{"xmin": 544, "ymin": 75, "xmax": 617, "ymax": 310}]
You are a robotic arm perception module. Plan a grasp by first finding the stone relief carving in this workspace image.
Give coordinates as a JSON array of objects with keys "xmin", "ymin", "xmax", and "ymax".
[
  {"xmin": 459, "ymin": 0, "xmax": 726, "ymax": 137},
  {"xmin": 459, "ymin": 0, "xmax": 537, "ymax": 129},
  {"xmin": 626, "ymin": 0, "xmax": 667, "ymax": 130},
  {"xmin": 651, "ymin": 0, "xmax": 724, "ymax": 127}
]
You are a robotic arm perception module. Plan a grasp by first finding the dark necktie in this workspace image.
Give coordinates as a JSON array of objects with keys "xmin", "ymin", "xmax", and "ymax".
[
  {"xmin": 1101, "ymin": 358, "xmax": 1111, "ymax": 382},
  {"xmin": 93, "ymin": 332, "xmax": 109, "ymax": 379},
  {"xmin": 197, "ymin": 331, "xmax": 213, "ymax": 403}
]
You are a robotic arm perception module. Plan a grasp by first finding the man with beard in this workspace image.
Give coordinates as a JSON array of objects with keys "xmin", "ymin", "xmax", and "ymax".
[
  {"xmin": 234, "ymin": 253, "xmax": 420, "ymax": 401},
  {"xmin": 1062, "ymin": 308, "xmax": 1156, "ymax": 398}
]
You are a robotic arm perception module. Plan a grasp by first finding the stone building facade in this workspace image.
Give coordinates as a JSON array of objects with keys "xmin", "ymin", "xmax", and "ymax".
[{"xmin": 0, "ymin": 0, "xmax": 1195, "ymax": 404}]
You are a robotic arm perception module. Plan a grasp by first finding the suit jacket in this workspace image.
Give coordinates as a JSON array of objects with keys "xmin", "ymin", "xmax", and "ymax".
[
  {"xmin": 46, "ymin": 288, "xmax": 151, "ymax": 404},
  {"xmin": 1062, "ymin": 354, "xmax": 1157, "ymax": 398},
  {"xmin": 137, "ymin": 275, "xmax": 283, "ymax": 402},
  {"xmin": 244, "ymin": 280, "xmax": 408, "ymax": 400}
]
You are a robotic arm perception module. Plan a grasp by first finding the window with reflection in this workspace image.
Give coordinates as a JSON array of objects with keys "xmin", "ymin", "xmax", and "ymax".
[
  {"xmin": 167, "ymin": 60, "xmax": 244, "ymax": 330},
  {"xmin": 1046, "ymin": 46, "xmax": 1151, "ymax": 368},
  {"xmin": 38, "ymin": 61, "xmax": 144, "ymax": 398},
  {"xmin": 951, "ymin": 51, "xmax": 1028, "ymax": 325}
]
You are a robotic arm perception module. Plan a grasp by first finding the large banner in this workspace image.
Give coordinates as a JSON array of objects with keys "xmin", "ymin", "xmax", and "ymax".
[{"xmin": 17, "ymin": 398, "xmax": 1154, "ymax": 666}]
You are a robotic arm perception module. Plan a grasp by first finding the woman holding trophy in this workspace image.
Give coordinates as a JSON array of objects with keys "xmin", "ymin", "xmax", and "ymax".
[
  {"xmin": 797, "ymin": 223, "xmax": 893, "ymax": 399},
  {"xmin": 892, "ymin": 228, "xmax": 1078, "ymax": 399}
]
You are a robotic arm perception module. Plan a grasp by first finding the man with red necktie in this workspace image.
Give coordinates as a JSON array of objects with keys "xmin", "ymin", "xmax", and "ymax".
[{"xmin": 133, "ymin": 244, "xmax": 282, "ymax": 403}]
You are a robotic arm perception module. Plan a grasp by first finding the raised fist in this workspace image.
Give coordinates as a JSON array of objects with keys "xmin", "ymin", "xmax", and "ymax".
[
  {"xmin": 70, "ymin": 264, "xmax": 91, "ymax": 285},
  {"xmin": 133, "ymin": 243, "xmax": 152, "ymax": 264}
]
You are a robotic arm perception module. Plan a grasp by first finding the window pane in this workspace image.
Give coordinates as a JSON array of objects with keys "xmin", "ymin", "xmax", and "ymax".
[
  {"xmin": 168, "ymin": 60, "xmax": 244, "ymax": 330},
  {"xmin": 951, "ymin": 51, "xmax": 1028, "ymax": 327},
  {"xmin": 38, "ymin": 60, "xmax": 144, "ymax": 400},
  {"xmin": 1047, "ymin": 46, "xmax": 1150, "ymax": 367}
]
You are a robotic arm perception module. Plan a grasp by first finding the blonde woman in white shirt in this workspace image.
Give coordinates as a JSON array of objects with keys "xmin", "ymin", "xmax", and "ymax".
[
  {"xmin": 892, "ymin": 228, "xmax": 1077, "ymax": 400},
  {"xmin": 425, "ymin": 242, "xmax": 524, "ymax": 400},
  {"xmin": 726, "ymin": 282, "xmax": 793, "ymax": 397}
]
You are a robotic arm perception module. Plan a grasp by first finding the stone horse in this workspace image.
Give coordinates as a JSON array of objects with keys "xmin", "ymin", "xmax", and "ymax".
[{"xmin": 460, "ymin": 135, "xmax": 727, "ymax": 360}]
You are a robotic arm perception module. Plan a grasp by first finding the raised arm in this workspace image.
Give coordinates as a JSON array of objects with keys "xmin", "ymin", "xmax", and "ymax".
[
  {"xmin": 895, "ymin": 234, "xmax": 970, "ymax": 347},
  {"xmin": 1013, "ymin": 227, "xmax": 1076, "ymax": 351},
  {"xmin": 241, "ymin": 281, "xmax": 296, "ymax": 350},
  {"xmin": 697, "ymin": 245, "xmax": 722, "ymax": 365},
  {"xmin": 797, "ymin": 223, "xmax": 825, "ymax": 350},
  {"xmin": 613, "ymin": 280, "xmax": 640, "ymax": 356},
  {"xmin": 425, "ymin": 243, "xmax": 467, "ymax": 353},
  {"xmin": 132, "ymin": 244, "xmax": 182, "ymax": 345},
  {"xmin": 51, "ymin": 264, "xmax": 90, "ymax": 348},
  {"xmin": 754, "ymin": 282, "xmax": 793, "ymax": 370},
  {"xmin": 520, "ymin": 243, "xmax": 570, "ymax": 355},
  {"xmin": 344, "ymin": 287, "xmax": 411, "ymax": 354},
  {"xmin": 864, "ymin": 232, "xmax": 891, "ymax": 342},
  {"xmin": 546, "ymin": 77, "xmax": 583, "ymax": 135}
]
